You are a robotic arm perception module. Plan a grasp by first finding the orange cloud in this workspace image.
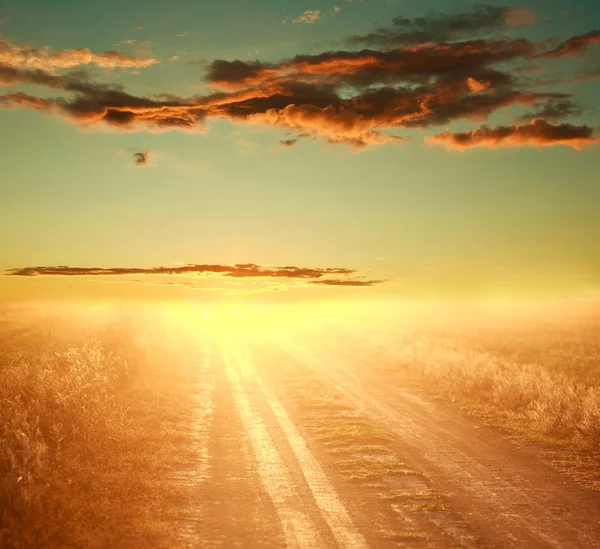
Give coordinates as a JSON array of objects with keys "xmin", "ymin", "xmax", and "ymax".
[
  {"xmin": 0, "ymin": 65, "xmax": 208, "ymax": 132},
  {"xmin": 310, "ymin": 279, "xmax": 386, "ymax": 286},
  {"xmin": 515, "ymin": 98, "xmax": 583, "ymax": 123},
  {"xmin": 0, "ymin": 58, "xmax": 569, "ymax": 148},
  {"xmin": 538, "ymin": 29, "xmax": 600, "ymax": 59},
  {"xmin": 1, "ymin": 16, "xmax": 598, "ymax": 151},
  {"xmin": 0, "ymin": 38, "xmax": 157, "ymax": 71},
  {"xmin": 206, "ymin": 40, "xmax": 537, "ymax": 91},
  {"xmin": 467, "ymin": 77, "xmax": 491, "ymax": 92},
  {"xmin": 426, "ymin": 119, "xmax": 598, "ymax": 150},
  {"xmin": 7, "ymin": 263, "xmax": 356, "ymax": 279},
  {"xmin": 247, "ymin": 104, "xmax": 404, "ymax": 149},
  {"xmin": 7, "ymin": 263, "xmax": 387, "ymax": 293}
]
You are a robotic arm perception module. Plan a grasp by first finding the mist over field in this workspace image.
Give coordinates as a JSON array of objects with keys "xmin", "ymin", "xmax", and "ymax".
[{"xmin": 2, "ymin": 298, "xmax": 600, "ymax": 548}]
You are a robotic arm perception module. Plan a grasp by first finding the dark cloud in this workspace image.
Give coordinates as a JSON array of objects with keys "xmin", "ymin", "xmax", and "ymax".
[
  {"xmin": 133, "ymin": 150, "xmax": 151, "ymax": 166},
  {"xmin": 279, "ymin": 133, "xmax": 313, "ymax": 148},
  {"xmin": 8, "ymin": 263, "xmax": 389, "ymax": 290},
  {"xmin": 515, "ymin": 98, "xmax": 584, "ymax": 123},
  {"xmin": 206, "ymin": 59, "xmax": 277, "ymax": 87},
  {"xmin": 0, "ymin": 10, "xmax": 597, "ymax": 151},
  {"xmin": 310, "ymin": 279, "xmax": 387, "ymax": 286},
  {"xmin": 194, "ymin": 40, "xmax": 554, "ymax": 147},
  {"xmin": 426, "ymin": 119, "xmax": 598, "ymax": 150},
  {"xmin": 538, "ymin": 29, "xmax": 600, "ymax": 59},
  {"xmin": 347, "ymin": 6, "xmax": 534, "ymax": 47},
  {"xmin": 7, "ymin": 263, "xmax": 356, "ymax": 279},
  {"xmin": 205, "ymin": 40, "xmax": 536, "ymax": 90},
  {"xmin": 0, "ymin": 65, "xmax": 205, "ymax": 131}
]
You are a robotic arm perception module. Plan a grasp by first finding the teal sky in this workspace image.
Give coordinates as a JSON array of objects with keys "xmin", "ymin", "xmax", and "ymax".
[{"xmin": 1, "ymin": 0, "xmax": 599, "ymax": 301}]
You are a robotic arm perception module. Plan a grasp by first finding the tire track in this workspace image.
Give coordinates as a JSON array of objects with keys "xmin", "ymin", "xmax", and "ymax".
[
  {"xmin": 280, "ymin": 340, "xmax": 600, "ymax": 549},
  {"xmin": 221, "ymin": 340, "xmax": 369, "ymax": 549},
  {"xmin": 221, "ymin": 344, "xmax": 323, "ymax": 549},
  {"xmin": 170, "ymin": 343, "xmax": 216, "ymax": 547}
]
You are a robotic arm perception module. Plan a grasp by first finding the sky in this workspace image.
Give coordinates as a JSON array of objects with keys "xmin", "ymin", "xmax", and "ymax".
[{"xmin": 1, "ymin": 0, "xmax": 599, "ymax": 303}]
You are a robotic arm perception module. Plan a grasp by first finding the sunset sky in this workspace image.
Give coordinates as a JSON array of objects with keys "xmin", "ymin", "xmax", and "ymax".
[{"xmin": 1, "ymin": 0, "xmax": 599, "ymax": 302}]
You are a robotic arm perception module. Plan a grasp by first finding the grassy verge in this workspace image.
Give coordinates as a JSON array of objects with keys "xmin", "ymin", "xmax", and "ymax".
[
  {"xmin": 0, "ymin": 309, "xmax": 201, "ymax": 548},
  {"xmin": 330, "ymin": 305, "xmax": 600, "ymax": 484},
  {"xmin": 386, "ymin": 335, "xmax": 600, "ymax": 452}
]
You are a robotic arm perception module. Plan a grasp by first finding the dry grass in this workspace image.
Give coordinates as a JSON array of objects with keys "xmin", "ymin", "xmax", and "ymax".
[
  {"xmin": 336, "ymin": 302, "xmax": 600, "ymax": 453},
  {"xmin": 393, "ymin": 337, "xmax": 600, "ymax": 450},
  {"xmin": 0, "ymin": 308, "xmax": 201, "ymax": 549},
  {"xmin": 333, "ymin": 457, "xmax": 417, "ymax": 482}
]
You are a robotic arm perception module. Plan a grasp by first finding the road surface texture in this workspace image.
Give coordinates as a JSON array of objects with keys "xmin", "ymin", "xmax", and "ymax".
[{"xmin": 177, "ymin": 337, "xmax": 600, "ymax": 548}]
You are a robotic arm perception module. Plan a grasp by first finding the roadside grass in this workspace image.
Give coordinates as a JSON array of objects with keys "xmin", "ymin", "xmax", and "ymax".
[
  {"xmin": 306, "ymin": 418, "xmax": 393, "ymax": 447},
  {"xmin": 383, "ymin": 530, "xmax": 428, "ymax": 541},
  {"xmin": 391, "ymin": 336, "xmax": 600, "ymax": 452},
  {"xmin": 333, "ymin": 457, "xmax": 417, "ymax": 482},
  {"xmin": 380, "ymin": 492, "xmax": 435, "ymax": 501},
  {"xmin": 0, "ymin": 308, "xmax": 202, "ymax": 549},
  {"xmin": 326, "ymin": 445, "xmax": 395, "ymax": 456},
  {"xmin": 333, "ymin": 303, "xmax": 600, "ymax": 456}
]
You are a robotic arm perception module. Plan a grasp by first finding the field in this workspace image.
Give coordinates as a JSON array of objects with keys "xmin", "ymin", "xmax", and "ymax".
[
  {"xmin": 1, "ymin": 299, "xmax": 600, "ymax": 548},
  {"xmin": 0, "ymin": 305, "xmax": 204, "ymax": 549},
  {"xmin": 325, "ymin": 300, "xmax": 600, "ymax": 458}
]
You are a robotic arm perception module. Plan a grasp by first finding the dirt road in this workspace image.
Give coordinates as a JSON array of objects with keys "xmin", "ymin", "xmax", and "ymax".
[{"xmin": 179, "ymin": 337, "xmax": 600, "ymax": 548}]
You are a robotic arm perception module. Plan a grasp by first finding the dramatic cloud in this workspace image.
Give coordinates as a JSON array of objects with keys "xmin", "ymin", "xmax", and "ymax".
[
  {"xmin": 515, "ymin": 98, "xmax": 583, "ymax": 123},
  {"xmin": 206, "ymin": 39, "xmax": 536, "ymax": 90},
  {"xmin": 467, "ymin": 76, "xmax": 491, "ymax": 92},
  {"xmin": 0, "ymin": 66, "xmax": 206, "ymax": 131},
  {"xmin": 347, "ymin": 6, "xmax": 534, "ymax": 47},
  {"xmin": 0, "ymin": 38, "xmax": 157, "ymax": 71},
  {"xmin": 426, "ymin": 119, "xmax": 598, "ymax": 150},
  {"xmin": 133, "ymin": 150, "xmax": 151, "ymax": 166},
  {"xmin": 247, "ymin": 104, "xmax": 404, "ymax": 148},
  {"xmin": 7, "ymin": 263, "xmax": 355, "ymax": 279},
  {"xmin": 192, "ymin": 38, "xmax": 559, "ymax": 146},
  {"xmin": 0, "ymin": 8, "xmax": 597, "ymax": 151},
  {"xmin": 538, "ymin": 29, "xmax": 600, "ymax": 59},
  {"xmin": 205, "ymin": 59, "xmax": 279, "ymax": 88},
  {"xmin": 7, "ymin": 263, "xmax": 386, "ymax": 291},
  {"xmin": 310, "ymin": 279, "xmax": 386, "ymax": 286}
]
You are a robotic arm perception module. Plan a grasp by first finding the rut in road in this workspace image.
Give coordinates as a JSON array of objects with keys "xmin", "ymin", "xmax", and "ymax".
[
  {"xmin": 278, "ymin": 340, "xmax": 600, "ymax": 549},
  {"xmin": 182, "ymin": 339, "xmax": 600, "ymax": 548},
  {"xmin": 221, "ymin": 342, "xmax": 369, "ymax": 549},
  {"xmin": 207, "ymin": 339, "xmax": 479, "ymax": 548}
]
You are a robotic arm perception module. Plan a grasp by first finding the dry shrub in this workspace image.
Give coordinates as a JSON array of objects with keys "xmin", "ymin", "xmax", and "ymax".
[
  {"xmin": 388, "ymin": 336, "xmax": 600, "ymax": 451},
  {"xmin": 333, "ymin": 316, "xmax": 600, "ymax": 453},
  {"xmin": 0, "ymin": 315, "xmax": 197, "ymax": 549},
  {"xmin": 577, "ymin": 388, "xmax": 600, "ymax": 449}
]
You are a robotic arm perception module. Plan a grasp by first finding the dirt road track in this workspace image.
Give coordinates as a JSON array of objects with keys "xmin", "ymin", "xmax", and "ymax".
[{"xmin": 181, "ymin": 339, "xmax": 600, "ymax": 549}]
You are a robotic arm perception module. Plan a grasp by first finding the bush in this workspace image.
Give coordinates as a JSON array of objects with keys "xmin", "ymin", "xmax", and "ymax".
[{"xmin": 0, "ymin": 315, "xmax": 196, "ymax": 549}]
